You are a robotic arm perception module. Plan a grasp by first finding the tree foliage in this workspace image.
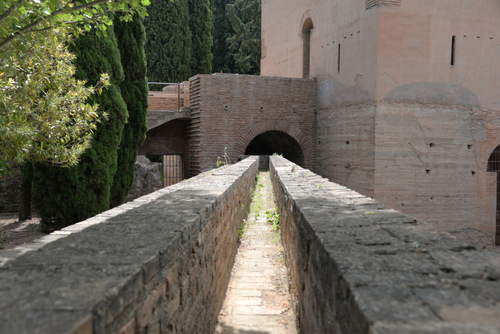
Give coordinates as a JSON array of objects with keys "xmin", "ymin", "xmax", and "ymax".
[
  {"xmin": 145, "ymin": 0, "xmax": 192, "ymax": 85},
  {"xmin": 110, "ymin": 14, "xmax": 148, "ymax": 208},
  {"xmin": 33, "ymin": 27, "xmax": 128, "ymax": 232},
  {"xmin": 0, "ymin": 31, "xmax": 109, "ymax": 174},
  {"xmin": 0, "ymin": 0, "xmax": 149, "ymax": 175},
  {"xmin": 189, "ymin": 0, "xmax": 212, "ymax": 75},
  {"xmin": 0, "ymin": 0, "xmax": 150, "ymax": 50},
  {"xmin": 226, "ymin": 0, "xmax": 260, "ymax": 74},
  {"xmin": 210, "ymin": 0, "xmax": 235, "ymax": 73}
]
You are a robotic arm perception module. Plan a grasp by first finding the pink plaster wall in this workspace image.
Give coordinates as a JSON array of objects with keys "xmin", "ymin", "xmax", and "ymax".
[{"xmin": 261, "ymin": 0, "xmax": 500, "ymax": 236}]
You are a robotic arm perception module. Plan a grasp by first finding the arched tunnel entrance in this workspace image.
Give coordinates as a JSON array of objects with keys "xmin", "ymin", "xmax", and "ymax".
[{"xmin": 244, "ymin": 131, "xmax": 305, "ymax": 166}]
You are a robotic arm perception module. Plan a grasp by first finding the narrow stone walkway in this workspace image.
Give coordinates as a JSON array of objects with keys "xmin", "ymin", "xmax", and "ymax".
[{"xmin": 215, "ymin": 172, "xmax": 297, "ymax": 334}]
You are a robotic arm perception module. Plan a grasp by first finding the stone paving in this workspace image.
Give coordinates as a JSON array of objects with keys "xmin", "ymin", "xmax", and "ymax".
[{"xmin": 215, "ymin": 172, "xmax": 297, "ymax": 334}]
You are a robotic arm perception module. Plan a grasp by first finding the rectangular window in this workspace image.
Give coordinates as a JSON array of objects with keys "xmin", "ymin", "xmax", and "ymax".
[
  {"xmin": 451, "ymin": 36, "xmax": 456, "ymax": 66},
  {"xmin": 338, "ymin": 44, "xmax": 341, "ymax": 72}
]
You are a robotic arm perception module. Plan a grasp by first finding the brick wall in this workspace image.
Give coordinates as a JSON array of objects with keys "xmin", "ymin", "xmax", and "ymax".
[
  {"xmin": 270, "ymin": 156, "xmax": 500, "ymax": 333},
  {"xmin": 148, "ymin": 93, "xmax": 184, "ymax": 112},
  {"xmin": 139, "ymin": 120, "xmax": 187, "ymax": 156},
  {"xmin": 187, "ymin": 74, "xmax": 317, "ymax": 176},
  {"xmin": 373, "ymin": 104, "xmax": 497, "ymax": 232},
  {"xmin": 0, "ymin": 157, "xmax": 259, "ymax": 334}
]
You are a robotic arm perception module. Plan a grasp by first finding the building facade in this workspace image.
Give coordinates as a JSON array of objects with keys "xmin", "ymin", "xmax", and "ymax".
[{"xmin": 262, "ymin": 0, "xmax": 500, "ymax": 241}]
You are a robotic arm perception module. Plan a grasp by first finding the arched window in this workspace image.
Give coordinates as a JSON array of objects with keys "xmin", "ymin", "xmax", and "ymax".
[
  {"xmin": 487, "ymin": 145, "xmax": 500, "ymax": 245},
  {"xmin": 302, "ymin": 18, "xmax": 313, "ymax": 79}
]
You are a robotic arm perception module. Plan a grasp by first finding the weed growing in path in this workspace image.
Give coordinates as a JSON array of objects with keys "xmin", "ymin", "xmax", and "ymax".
[{"xmin": 265, "ymin": 208, "xmax": 280, "ymax": 243}]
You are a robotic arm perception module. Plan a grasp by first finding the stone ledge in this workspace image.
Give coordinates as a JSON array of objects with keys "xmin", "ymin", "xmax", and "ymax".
[
  {"xmin": 269, "ymin": 156, "xmax": 500, "ymax": 333},
  {"xmin": 0, "ymin": 156, "xmax": 259, "ymax": 334}
]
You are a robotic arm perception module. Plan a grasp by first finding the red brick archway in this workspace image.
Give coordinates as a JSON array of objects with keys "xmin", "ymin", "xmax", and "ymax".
[
  {"xmin": 187, "ymin": 74, "xmax": 317, "ymax": 175},
  {"xmin": 234, "ymin": 120, "xmax": 314, "ymax": 169}
]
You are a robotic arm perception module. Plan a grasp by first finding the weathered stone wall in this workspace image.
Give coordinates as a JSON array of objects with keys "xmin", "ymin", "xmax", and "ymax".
[
  {"xmin": 316, "ymin": 104, "xmax": 376, "ymax": 198},
  {"xmin": 0, "ymin": 156, "xmax": 259, "ymax": 334},
  {"xmin": 374, "ymin": 104, "xmax": 500, "ymax": 233},
  {"xmin": 270, "ymin": 156, "xmax": 500, "ymax": 334}
]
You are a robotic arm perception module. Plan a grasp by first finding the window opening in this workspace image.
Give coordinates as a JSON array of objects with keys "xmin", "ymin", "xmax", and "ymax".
[
  {"xmin": 487, "ymin": 145, "xmax": 500, "ymax": 245},
  {"xmin": 302, "ymin": 18, "xmax": 313, "ymax": 79},
  {"xmin": 338, "ymin": 44, "xmax": 341, "ymax": 72},
  {"xmin": 451, "ymin": 36, "xmax": 456, "ymax": 66}
]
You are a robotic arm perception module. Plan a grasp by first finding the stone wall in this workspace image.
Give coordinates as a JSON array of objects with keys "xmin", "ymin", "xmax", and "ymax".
[
  {"xmin": 316, "ymin": 104, "xmax": 376, "ymax": 198},
  {"xmin": 270, "ymin": 156, "xmax": 500, "ymax": 334},
  {"xmin": 0, "ymin": 156, "xmax": 259, "ymax": 334},
  {"xmin": 374, "ymin": 103, "xmax": 498, "ymax": 233}
]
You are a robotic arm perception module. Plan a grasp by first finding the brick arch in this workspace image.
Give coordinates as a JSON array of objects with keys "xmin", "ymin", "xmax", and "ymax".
[
  {"xmin": 298, "ymin": 10, "xmax": 314, "ymax": 35},
  {"xmin": 234, "ymin": 120, "xmax": 314, "ymax": 169},
  {"xmin": 299, "ymin": 11, "xmax": 314, "ymax": 78},
  {"xmin": 479, "ymin": 136, "xmax": 500, "ymax": 171}
]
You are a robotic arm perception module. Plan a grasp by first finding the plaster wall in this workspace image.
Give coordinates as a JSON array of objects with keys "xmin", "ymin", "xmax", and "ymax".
[
  {"xmin": 374, "ymin": 104, "xmax": 499, "ymax": 232},
  {"xmin": 316, "ymin": 104, "xmax": 376, "ymax": 197},
  {"xmin": 262, "ymin": 0, "xmax": 378, "ymax": 107},
  {"xmin": 372, "ymin": 0, "xmax": 500, "ymax": 233},
  {"xmin": 377, "ymin": 0, "xmax": 500, "ymax": 109},
  {"xmin": 261, "ymin": 0, "xmax": 500, "ymax": 234}
]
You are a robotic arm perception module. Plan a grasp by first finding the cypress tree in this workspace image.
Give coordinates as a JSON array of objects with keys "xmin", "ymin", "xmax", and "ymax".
[
  {"xmin": 189, "ymin": 0, "xmax": 213, "ymax": 75},
  {"xmin": 145, "ymin": 0, "xmax": 192, "ymax": 86},
  {"xmin": 110, "ymin": 15, "xmax": 149, "ymax": 208},
  {"xmin": 226, "ymin": 0, "xmax": 261, "ymax": 74},
  {"xmin": 33, "ymin": 27, "xmax": 128, "ymax": 232},
  {"xmin": 210, "ymin": 0, "xmax": 235, "ymax": 73}
]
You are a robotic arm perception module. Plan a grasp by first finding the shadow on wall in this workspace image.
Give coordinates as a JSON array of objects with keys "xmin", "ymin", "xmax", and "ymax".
[
  {"xmin": 317, "ymin": 75, "xmax": 372, "ymax": 109},
  {"xmin": 245, "ymin": 130, "xmax": 305, "ymax": 166},
  {"xmin": 386, "ymin": 82, "xmax": 480, "ymax": 108}
]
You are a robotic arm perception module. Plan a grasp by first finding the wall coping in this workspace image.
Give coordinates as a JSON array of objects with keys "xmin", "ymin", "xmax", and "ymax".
[
  {"xmin": 270, "ymin": 156, "xmax": 500, "ymax": 333},
  {"xmin": 0, "ymin": 157, "xmax": 259, "ymax": 334}
]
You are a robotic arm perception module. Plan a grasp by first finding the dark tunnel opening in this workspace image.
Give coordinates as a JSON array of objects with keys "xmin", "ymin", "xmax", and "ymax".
[{"xmin": 244, "ymin": 131, "xmax": 305, "ymax": 166}]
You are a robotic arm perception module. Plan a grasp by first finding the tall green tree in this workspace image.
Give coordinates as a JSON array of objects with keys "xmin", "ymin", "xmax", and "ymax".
[
  {"xmin": 189, "ymin": 0, "xmax": 213, "ymax": 75},
  {"xmin": 33, "ymin": 27, "xmax": 128, "ymax": 232},
  {"xmin": 226, "ymin": 0, "xmax": 261, "ymax": 74},
  {"xmin": 210, "ymin": 0, "xmax": 234, "ymax": 73},
  {"xmin": 110, "ymin": 14, "xmax": 148, "ymax": 208},
  {"xmin": 145, "ymin": 0, "xmax": 192, "ymax": 85},
  {"xmin": 0, "ymin": 31, "xmax": 109, "ymax": 175},
  {"xmin": 0, "ymin": 0, "xmax": 150, "ymax": 50},
  {"xmin": 0, "ymin": 0, "xmax": 149, "ymax": 175}
]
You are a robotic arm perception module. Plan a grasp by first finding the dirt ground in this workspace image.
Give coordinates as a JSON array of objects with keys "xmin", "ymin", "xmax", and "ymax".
[{"xmin": 0, "ymin": 213, "xmax": 45, "ymax": 253}]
